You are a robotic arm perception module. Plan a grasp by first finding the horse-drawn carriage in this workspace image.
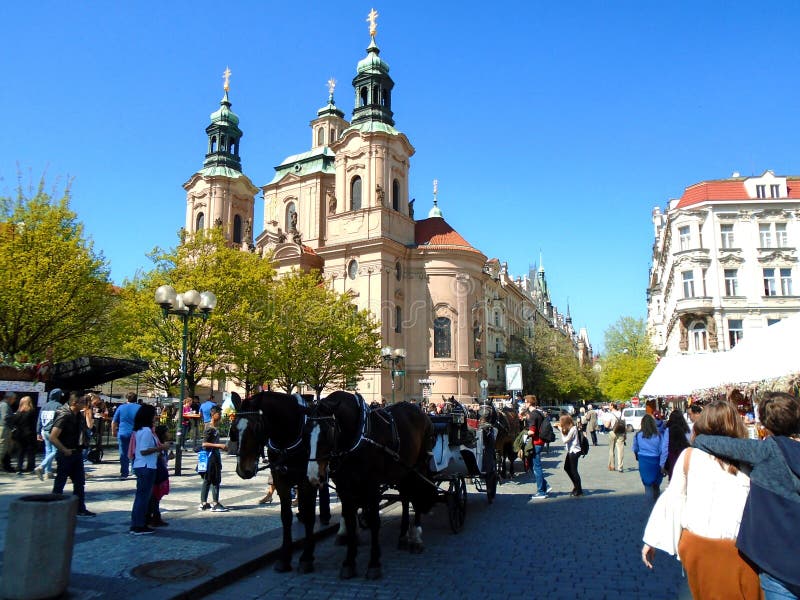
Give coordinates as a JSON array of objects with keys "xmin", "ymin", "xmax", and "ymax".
[{"xmin": 429, "ymin": 399, "xmax": 498, "ymax": 532}]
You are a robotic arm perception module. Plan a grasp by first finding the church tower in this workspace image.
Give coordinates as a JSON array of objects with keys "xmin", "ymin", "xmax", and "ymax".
[{"xmin": 183, "ymin": 68, "xmax": 258, "ymax": 250}]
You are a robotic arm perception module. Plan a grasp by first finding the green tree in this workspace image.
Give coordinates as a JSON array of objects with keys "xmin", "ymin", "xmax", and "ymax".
[
  {"xmin": 598, "ymin": 316, "xmax": 656, "ymax": 400},
  {"xmin": 109, "ymin": 228, "xmax": 275, "ymax": 396},
  {"xmin": 257, "ymin": 271, "xmax": 381, "ymax": 396},
  {"xmin": 0, "ymin": 178, "xmax": 113, "ymax": 362}
]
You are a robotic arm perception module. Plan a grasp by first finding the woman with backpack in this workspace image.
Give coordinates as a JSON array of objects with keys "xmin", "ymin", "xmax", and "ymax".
[
  {"xmin": 559, "ymin": 414, "xmax": 583, "ymax": 496},
  {"xmin": 634, "ymin": 414, "xmax": 664, "ymax": 500}
]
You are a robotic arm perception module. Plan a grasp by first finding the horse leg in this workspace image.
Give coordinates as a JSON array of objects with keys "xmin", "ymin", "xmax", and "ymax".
[
  {"xmin": 507, "ymin": 445, "xmax": 516, "ymax": 478},
  {"xmin": 274, "ymin": 482, "xmax": 293, "ymax": 573},
  {"xmin": 339, "ymin": 499, "xmax": 358, "ymax": 580},
  {"xmin": 296, "ymin": 482, "xmax": 316, "ymax": 574},
  {"xmin": 408, "ymin": 508, "xmax": 424, "ymax": 554},
  {"xmin": 365, "ymin": 492, "xmax": 382, "ymax": 580},
  {"xmin": 398, "ymin": 498, "xmax": 410, "ymax": 550},
  {"xmin": 335, "ymin": 516, "xmax": 348, "ymax": 545}
]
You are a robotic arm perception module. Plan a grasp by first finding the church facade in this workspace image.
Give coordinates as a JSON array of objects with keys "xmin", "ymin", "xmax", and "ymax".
[{"xmin": 182, "ymin": 16, "xmax": 590, "ymax": 403}]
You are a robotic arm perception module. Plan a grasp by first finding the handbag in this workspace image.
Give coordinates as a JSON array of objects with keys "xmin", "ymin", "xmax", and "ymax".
[
  {"xmin": 155, "ymin": 454, "xmax": 169, "ymax": 483},
  {"xmin": 642, "ymin": 448, "xmax": 692, "ymax": 558},
  {"xmin": 196, "ymin": 449, "xmax": 209, "ymax": 473}
]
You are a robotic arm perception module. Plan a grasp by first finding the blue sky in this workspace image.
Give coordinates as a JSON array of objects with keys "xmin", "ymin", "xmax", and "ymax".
[{"xmin": 3, "ymin": 1, "xmax": 800, "ymax": 353}]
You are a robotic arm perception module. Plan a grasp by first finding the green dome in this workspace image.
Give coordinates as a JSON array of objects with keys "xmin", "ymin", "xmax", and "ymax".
[
  {"xmin": 428, "ymin": 200, "xmax": 443, "ymax": 218},
  {"xmin": 210, "ymin": 91, "xmax": 239, "ymax": 126},
  {"xmin": 357, "ymin": 39, "xmax": 390, "ymax": 75}
]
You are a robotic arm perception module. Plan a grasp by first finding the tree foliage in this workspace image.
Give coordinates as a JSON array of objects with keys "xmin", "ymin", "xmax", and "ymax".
[
  {"xmin": 0, "ymin": 178, "xmax": 113, "ymax": 362},
  {"xmin": 598, "ymin": 316, "xmax": 656, "ymax": 400}
]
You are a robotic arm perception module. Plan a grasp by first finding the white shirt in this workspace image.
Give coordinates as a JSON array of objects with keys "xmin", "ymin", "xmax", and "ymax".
[
  {"xmin": 133, "ymin": 428, "xmax": 158, "ymax": 469},
  {"xmin": 561, "ymin": 425, "xmax": 581, "ymax": 454}
]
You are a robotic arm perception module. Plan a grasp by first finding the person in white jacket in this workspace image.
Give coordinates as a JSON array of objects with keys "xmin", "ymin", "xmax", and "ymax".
[{"xmin": 559, "ymin": 414, "xmax": 583, "ymax": 496}]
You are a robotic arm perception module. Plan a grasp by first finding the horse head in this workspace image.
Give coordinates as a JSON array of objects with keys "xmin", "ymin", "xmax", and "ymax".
[
  {"xmin": 234, "ymin": 393, "xmax": 267, "ymax": 479},
  {"xmin": 306, "ymin": 391, "xmax": 361, "ymax": 489}
]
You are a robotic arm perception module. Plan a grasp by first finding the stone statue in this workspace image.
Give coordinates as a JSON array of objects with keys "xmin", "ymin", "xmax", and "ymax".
[
  {"xmin": 289, "ymin": 211, "xmax": 298, "ymax": 232},
  {"xmin": 708, "ymin": 317, "xmax": 718, "ymax": 350},
  {"xmin": 292, "ymin": 230, "xmax": 302, "ymax": 245},
  {"xmin": 328, "ymin": 190, "xmax": 337, "ymax": 215},
  {"xmin": 376, "ymin": 184, "xmax": 385, "ymax": 205},
  {"xmin": 408, "ymin": 198, "xmax": 415, "ymax": 219},
  {"xmin": 244, "ymin": 218, "xmax": 252, "ymax": 240},
  {"xmin": 214, "ymin": 217, "xmax": 223, "ymax": 228},
  {"xmin": 277, "ymin": 228, "xmax": 287, "ymax": 243},
  {"xmin": 679, "ymin": 319, "xmax": 688, "ymax": 352}
]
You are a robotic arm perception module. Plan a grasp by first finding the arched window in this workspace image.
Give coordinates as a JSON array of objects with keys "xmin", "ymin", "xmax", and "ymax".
[
  {"xmin": 351, "ymin": 177, "xmax": 362, "ymax": 211},
  {"xmin": 286, "ymin": 202, "xmax": 297, "ymax": 232},
  {"xmin": 392, "ymin": 179, "xmax": 400, "ymax": 211},
  {"xmin": 494, "ymin": 311, "xmax": 501, "ymax": 327},
  {"xmin": 317, "ymin": 128, "xmax": 325, "ymax": 146},
  {"xmin": 372, "ymin": 85, "xmax": 379, "ymax": 104},
  {"xmin": 195, "ymin": 212, "xmax": 205, "ymax": 231},
  {"xmin": 690, "ymin": 322, "xmax": 708, "ymax": 352},
  {"xmin": 210, "ymin": 137, "xmax": 217, "ymax": 153},
  {"xmin": 220, "ymin": 136, "xmax": 226, "ymax": 152},
  {"xmin": 360, "ymin": 87, "xmax": 368, "ymax": 106},
  {"xmin": 233, "ymin": 214, "xmax": 242, "ymax": 244},
  {"xmin": 347, "ymin": 259, "xmax": 358, "ymax": 280},
  {"xmin": 382, "ymin": 88, "xmax": 390, "ymax": 107},
  {"xmin": 433, "ymin": 317, "xmax": 451, "ymax": 358},
  {"xmin": 230, "ymin": 140, "xmax": 237, "ymax": 155},
  {"xmin": 331, "ymin": 128, "xmax": 337, "ymax": 141}
]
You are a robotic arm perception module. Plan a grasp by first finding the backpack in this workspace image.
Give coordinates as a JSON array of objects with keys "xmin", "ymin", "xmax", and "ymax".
[
  {"xmin": 613, "ymin": 414, "xmax": 627, "ymax": 435},
  {"xmin": 578, "ymin": 429, "xmax": 590, "ymax": 457},
  {"xmin": 537, "ymin": 412, "xmax": 556, "ymax": 443}
]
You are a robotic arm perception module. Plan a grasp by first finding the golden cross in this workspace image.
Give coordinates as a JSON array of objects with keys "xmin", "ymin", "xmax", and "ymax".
[
  {"xmin": 367, "ymin": 8, "xmax": 379, "ymax": 37},
  {"xmin": 327, "ymin": 78, "xmax": 337, "ymax": 97},
  {"xmin": 223, "ymin": 66, "xmax": 231, "ymax": 92}
]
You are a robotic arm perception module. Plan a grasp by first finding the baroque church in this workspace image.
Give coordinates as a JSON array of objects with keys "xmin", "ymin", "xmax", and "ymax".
[{"xmin": 181, "ymin": 13, "xmax": 590, "ymax": 403}]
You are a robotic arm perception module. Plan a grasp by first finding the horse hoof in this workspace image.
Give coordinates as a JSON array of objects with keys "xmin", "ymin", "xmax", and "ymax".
[
  {"xmin": 274, "ymin": 560, "xmax": 292, "ymax": 573},
  {"xmin": 397, "ymin": 537, "xmax": 409, "ymax": 550},
  {"xmin": 296, "ymin": 560, "xmax": 314, "ymax": 574},
  {"xmin": 339, "ymin": 565, "xmax": 357, "ymax": 579},
  {"xmin": 365, "ymin": 566, "xmax": 382, "ymax": 580},
  {"xmin": 335, "ymin": 535, "xmax": 348, "ymax": 546}
]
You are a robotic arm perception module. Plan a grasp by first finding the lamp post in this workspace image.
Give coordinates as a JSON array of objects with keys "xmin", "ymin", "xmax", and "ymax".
[
  {"xmin": 154, "ymin": 285, "xmax": 217, "ymax": 475},
  {"xmin": 381, "ymin": 346, "xmax": 406, "ymax": 404}
]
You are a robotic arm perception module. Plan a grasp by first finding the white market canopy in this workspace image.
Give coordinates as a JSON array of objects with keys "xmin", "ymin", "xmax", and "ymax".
[{"xmin": 639, "ymin": 312, "xmax": 800, "ymax": 396}]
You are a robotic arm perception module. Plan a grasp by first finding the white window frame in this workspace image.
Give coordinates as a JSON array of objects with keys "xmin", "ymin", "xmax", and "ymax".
[
  {"xmin": 770, "ymin": 184, "xmax": 780, "ymax": 198},
  {"xmin": 756, "ymin": 184, "xmax": 766, "ymax": 199},
  {"xmin": 763, "ymin": 268, "xmax": 777, "ymax": 296},
  {"xmin": 720, "ymin": 224, "xmax": 735, "ymax": 249},
  {"xmin": 728, "ymin": 319, "xmax": 743, "ymax": 348},
  {"xmin": 724, "ymin": 269, "xmax": 738, "ymax": 296},
  {"xmin": 776, "ymin": 223, "xmax": 788, "ymax": 248},
  {"xmin": 682, "ymin": 270, "xmax": 695, "ymax": 298},
  {"xmin": 678, "ymin": 225, "xmax": 691, "ymax": 251},
  {"xmin": 780, "ymin": 268, "xmax": 793, "ymax": 296},
  {"xmin": 690, "ymin": 322, "xmax": 708, "ymax": 352}
]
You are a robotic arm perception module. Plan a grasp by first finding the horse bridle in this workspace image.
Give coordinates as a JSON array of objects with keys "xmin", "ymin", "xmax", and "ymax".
[{"xmin": 235, "ymin": 407, "xmax": 308, "ymax": 473}]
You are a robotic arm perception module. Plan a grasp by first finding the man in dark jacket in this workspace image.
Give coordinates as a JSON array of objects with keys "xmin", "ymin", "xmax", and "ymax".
[
  {"xmin": 525, "ymin": 395, "xmax": 552, "ymax": 500},
  {"xmin": 35, "ymin": 388, "xmax": 64, "ymax": 480},
  {"xmin": 50, "ymin": 394, "xmax": 96, "ymax": 517}
]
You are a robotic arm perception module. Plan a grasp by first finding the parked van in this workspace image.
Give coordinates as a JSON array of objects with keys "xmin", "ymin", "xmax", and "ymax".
[{"xmin": 621, "ymin": 407, "xmax": 647, "ymax": 432}]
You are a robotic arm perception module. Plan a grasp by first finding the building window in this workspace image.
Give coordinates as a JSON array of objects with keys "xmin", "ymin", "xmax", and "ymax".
[
  {"xmin": 776, "ymin": 223, "xmax": 788, "ymax": 247},
  {"xmin": 759, "ymin": 224, "xmax": 773, "ymax": 248},
  {"xmin": 210, "ymin": 137, "xmax": 217, "ymax": 153},
  {"xmin": 347, "ymin": 259, "xmax": 358, "ymax": 280},
  {"xmin": 195, "ymin": 212, "xmax": 205, "ymax": 231},
  {"xmin": 780, "ymin": 268, "xmax": 793, "ymax": 295},
  {"xmin": 433, "ymin": 317, "xmax": 451, "ymax": 358},
  {"xmin": 395, "ymin": 262, "xmax": 402, "ymax": 281},
  {"xmin": 728, "ymin": 319, "xmax": 743, "ymax": 348},
  {"xmin": 495, "ymin": 337, "xmax": 501, "ymax": 353},
  {"xmin": 682, "ymin": 270, "xmax": 695, "ymax": 298},
  {"xmin": 756, "ymin": 184, "xmax": 766, "ymax": 199},
  {"xmin": 724, "ymin": 269, "xmax": 738, "ymax": 296},
  {"xmin": 392, "ymin": 179, "xmax": 400, "ymax": 211},
  {"xmin": 763, "ymin": 268, "xmax": 777, "ymax": 296},
  {"xmin": 285, "ymin": 202, "xmax": 297, "ymax": 232},
  {"xmin": 317, "ymin": 128, "xmax": 325, "ymax": 146},
  {"xmin": 770, "ymin": 184, "xmax": 780, "ymax": 198},
  {"xmin": 701, "ymin": 268, "xmax": 708, "ymax": 296},
  {"xmin": 690, "ymin": 322, "xmax": 708, "ymax": 352},
  {"xmin": 395, "ymin": 306, "xmax": 402, "ymax": 333},
  {"xmin": 494, "ymin": 311, "xmax": 500, "ymax": 326},
  {"xmin": 233, "ymin": 214, "xmax": 242, "ymax": 244},
  {"xmin": 679, "ymin": 226, "xmax": 691, "ymax": 251},
  {"xmin": 496, "ymin": 365, "xmax": 501, "ymax": 380},
  {"xmin": 720, "ymin": 224, "xmax": 735, "ymax": 249},
  {"xmin": 350, "ymin": 176, "xmax": 362, "ymax": 211}
]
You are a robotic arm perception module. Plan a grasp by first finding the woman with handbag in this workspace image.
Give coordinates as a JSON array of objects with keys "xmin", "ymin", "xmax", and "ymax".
[
  {"xmin": 633, "ymin": 414, "xmax": 663, "ymax": 500},
  {"xmin": 147, "ymin": 424, "xmax": 171, "ymax": 527},
  {"xmin": 641, "ymin": 400, "xmax": 762, "ymax": 599}
]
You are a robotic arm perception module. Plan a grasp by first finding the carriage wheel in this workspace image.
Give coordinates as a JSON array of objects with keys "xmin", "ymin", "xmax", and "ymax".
[
  {"xmin": 446, "ymin": 476, "xmax": 467, "ymax": 533},
  {"xmin": 485, "ymin": 471, "xmax": 498, "ymax": 504}
]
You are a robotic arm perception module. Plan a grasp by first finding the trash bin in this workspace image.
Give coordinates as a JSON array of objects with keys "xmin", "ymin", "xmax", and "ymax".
[{"xmin": 1, "ymin": 493, "xmax": 78, "ymax": 600}]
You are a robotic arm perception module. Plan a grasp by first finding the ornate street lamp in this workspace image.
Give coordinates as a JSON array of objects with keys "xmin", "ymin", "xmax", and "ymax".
[
  {"xmin": 154, "ymin": 285, "xmax": 217, "ymax": 475},
  {"xmin": 381, "ymin": 346, "xmax": 406, "ymax": 404}
]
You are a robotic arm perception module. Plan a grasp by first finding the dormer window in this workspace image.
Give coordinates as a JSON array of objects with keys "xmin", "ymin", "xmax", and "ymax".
[
  {"xmin": 770, "ymin": 184, "xmax": 780, "ymax": 198},
  {"xmin": 756, "ymin": 184, "xmax": 766, "ymax": 199}
]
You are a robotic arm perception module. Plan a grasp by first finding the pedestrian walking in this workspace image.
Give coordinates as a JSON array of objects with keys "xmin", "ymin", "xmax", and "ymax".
[
  {"xmin": 693, "ymin": 392, "xmax": 800, "ymax": 599},
  {"xmin": 642, "ymin": 400, "xmax": 759, "ymax": 599},
  {"xmin": 559, "ymin": 414, "xmax": 583, "ymax": 496},
  {"xmin": 524, "ymin": 395, "xmax": 552, "ymax": 500},
  {"xmin": 607, "ymin": 403, "xmax": 625, "ymax": 472},
  {"xmin": 199, "ymin": 406, "xmax": 229, "ymax": 512},
  {"xmin": 129, "ymin": 404, "xmax": 167, "ymax": 535},
  {"xmin": 8, "ymin": 395, "xmax": 37, "ymax": 474},
  {"xmin": 111, "ymin": 392, "xmax": 140, "ymax": 479},
  {"xmin": 584, "ymin": 404, "xmax": 599, "ymax": 446},
  {"xmin": 147, "ymin": 424, "xmax": 171, "ymax": 527},
  {"xmin": 49, "ymin": 394, "xmax": 96, "ymax": 517},
  {"xmin": 633, "ymin": 414, "xmax": 663, "ymax": 500},
  {"xmin": 660, "ymin": 410, "xmax": 691, "ymax": 480},
  {"xmin": 35, "ymin": 388, "xmax": 64, "ymax": 480}
]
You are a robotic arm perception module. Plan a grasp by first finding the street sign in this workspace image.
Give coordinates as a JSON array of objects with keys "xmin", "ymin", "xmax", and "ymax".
[{"xmin": 505, "ymin": 363, "xmax": 523, "ymax": 391}]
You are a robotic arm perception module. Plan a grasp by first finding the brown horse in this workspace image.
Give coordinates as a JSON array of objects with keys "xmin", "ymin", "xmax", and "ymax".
[
  {"xmin": 495, "ymin": 406, "xmax": 521, "ymax": 480},
  {"xmin": 307, "ymin": 391, "xmax": 437, "ymax": 580}
]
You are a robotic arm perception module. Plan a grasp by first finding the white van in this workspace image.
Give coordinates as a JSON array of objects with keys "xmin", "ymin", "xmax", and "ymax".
[{"xmin": 621, "ymin": 407, "xmax": 647, "ymax": 432}]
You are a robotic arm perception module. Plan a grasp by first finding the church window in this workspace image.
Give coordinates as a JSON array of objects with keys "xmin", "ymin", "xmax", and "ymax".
[
  {"xmin": 433, "ymin": 317, "xmax": 451, "ymax": 358},
  {"xmin": 220, "ymin": 136, "xmax": 226, "ymax": 152},
  {"xmin": 196, "ymin": 212, "xmax": 205, "ymax": 231},
  {"xmin": 360, "ymin": 87, "xmax": 368, "ymax": 106},
  {"xmin": 317, "ymin": 128, "xmax": 325, "ymax": 146},
  {"xmin": 347, "ymin": 259, "xmax": 358, "ymax": 280},
  {"xmin": 382, "ymin": 88, "xmax": 390, "ymax": 107},
  {"xmin": 351, "ymin": 177, "xmax": 362, "ymax": 210},
  {"xmin": 233, "ymin": 215, "xmax": 242, "ymax": 244},
  {"xmin": 392, "ymin": 179, "xmax": 400, "ymax": 211},
  {"xmin": 395, "ymin": 262, "xmax": 402, "ymax": 281},
  {"xmin": 494, "ymin": 311, "xmax": 500, "ymax": 327},
  {"xmin": 286, "ymin": 202, "xmax": 297, "ymax": 232},
  {"xmin": 372, "ymin": 85, "xmax": 379, "ymax": 104},
  {"xmin": 230, "ymin": 140, "xmax": 237, "ymax": 155},
  {"xmin": 210, "ymin": 137, "xmax": 217, "ymax": 153},
  {"xmin": 395, "ymin": 306, "xmax": 402, "ymax": 333}
]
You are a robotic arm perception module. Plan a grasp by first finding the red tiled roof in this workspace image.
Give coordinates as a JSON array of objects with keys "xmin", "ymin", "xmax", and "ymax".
[
  {"xmin": 414, "ymin": 217, "xmax": 481, "ymax": 253},
  {"xmin": 676, "ymin": 177, "xmax": 800, "ymax": 208}
]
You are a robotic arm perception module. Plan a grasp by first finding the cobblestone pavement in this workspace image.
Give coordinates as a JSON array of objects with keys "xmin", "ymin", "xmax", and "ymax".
[{"xmin": 217, "ymin": 433, "xmax": 690, "ymax": 600}]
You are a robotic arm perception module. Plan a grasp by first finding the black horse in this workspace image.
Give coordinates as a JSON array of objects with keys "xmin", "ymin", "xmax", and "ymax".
[
  {"xmin": 306, "ymin": 391, "xmax": 437, "ymax": 580},
  {"xmin": 233, "ymin": 390, "xmax": 319, "ymax": 573}
]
